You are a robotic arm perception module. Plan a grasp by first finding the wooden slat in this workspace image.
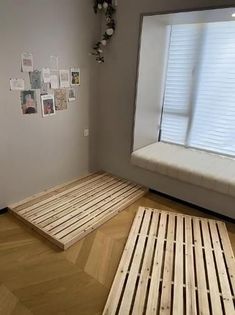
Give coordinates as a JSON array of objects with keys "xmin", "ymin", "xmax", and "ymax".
[
  {"xmin": 103, "ymin": 207, "xmax": 235, "ymax": 315},
  {"xmin": 132, "ymin": 211, "xmax": 159, "ymax": 314},
  {"xmin": 63, "ymin": 189, "xmax": 146, "ymax": 249},
  {"xmin": 201, "ymin": 220, "xmax": 223, "ymax": 314},
  {"xmin": 18, "ymin": 173, "xmax": 107, "ymax": 215},
  {"xmin": 60, "ymin": 186, "xmax": 142, "ymax": 242},
  {"xmin": 102, "ymin": 208, "xmax": 145, "ymax": 315},
  {"xmin": 45, "ymin": 180, "xmax": 133, "ymax": 234},
  {"xmin": 9, "ymin": 172, "xmax": 147, "ymax": 250},
  {"xmin": 209, "ymin": 220, "xmax": 235, "ymax": 314},
  {"xmin": 193, "ymin": 218, "xmax": 210, "ymax": 315},
  {"xmin": 173, "ymin": 215, "xmax": 184, "ymax": 315},
  {"xmin": 146, "ymin": 212, "xmax": 167, "ymax": 315},
  {"xmin": 25, "ymin": 174, "xmax": 116, "ymax": 220},
  {"xmin": 159, "ymin": 214, "xmax": 175, "ymax": 315},
  {"xmin": 185, "ymin": 216, "xmax": 197, "ymax": 315},
  {"xmin": 217, "ymin": 222, "xmax": 235, "ymax": 290},
  {"xmin": 30, "ymin": 176, "xmax": 124, "ymax": 224},
  {"xmin": 117, "ymin": 210, "xmax": 152, "ymax": 314},
  {"xmin": 32, "ymin": 176, "xmax": 120, "ymax": 226}
]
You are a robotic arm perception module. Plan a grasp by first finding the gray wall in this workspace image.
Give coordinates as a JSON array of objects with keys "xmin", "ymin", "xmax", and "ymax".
[
  {"xmin": 97, "ymin": 0, "xmax": 235, "ymax": 218},
  {"xmin": 0, "ymin": 0, "xmax": 100, "ymax": 208}
]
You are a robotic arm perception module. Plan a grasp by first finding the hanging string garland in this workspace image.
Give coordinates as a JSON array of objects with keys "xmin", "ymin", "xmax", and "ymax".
[{"xmin": 91, "ymin": 0, "xmax": 116, "ymax": 63}]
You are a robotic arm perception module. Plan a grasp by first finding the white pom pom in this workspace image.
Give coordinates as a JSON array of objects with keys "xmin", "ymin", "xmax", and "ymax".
[
  {"xmin": 103, "ymin": 2, "xmax": 108, "ymax": 9},
  {"xmin": 98, "ymin": 48, "xmax": 103, "ymax": 53},
  {"xmin": 106, "ymin": 28, "xmax": 114, "ymax": 36},
  {"xmin": 98, "ymin": 4, "xmax": 102, "ymax": 9},
  {"xmin": 101, "ymin": 40, "xmax": 107, "ymax": 46}
]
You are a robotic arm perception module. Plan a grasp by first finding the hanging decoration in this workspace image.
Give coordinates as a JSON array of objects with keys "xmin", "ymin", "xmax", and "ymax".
[{"xmin": 91, "ymin": 0, "xmax": 116, "ymax": 63}]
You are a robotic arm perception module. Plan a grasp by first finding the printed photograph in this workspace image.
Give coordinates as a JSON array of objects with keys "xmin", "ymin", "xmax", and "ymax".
[
  {"xmin": 41, "ymin": 95, "xmax": 55, "ymax": 117},
  {"xmin": 50, "ymin": 72, "xmax": 59, "ymax": 89},
  {"xmin": 40, "ymin": 82, "xmax": 49, "ymax": 95},
  {"xmin": 21, "ymin": 90, "xmax": 37, "ymax": 114},
  {"xmin": 54, "ymin": 89, "xmax": 67, "ymax": 110},
  {"xmin": 68, "ymin": 88, "xmax": 76, "ymax": 101},
  {"xmin": 71, "ymin": 68, "xmax": 80, "ymax": 86},
  {"xmin": 59, "ymin": 70, "xmax": 70, "ymax": 88},
  {"xmin": 29, "ymin": 70, "xmax": 42, "ymax": 89},
  {"xmin": 21, "ymin": 52, "xmax": 33, "ymax": 72},
  {"xmin": 10, "ymin": 78, "xmax": 25, "ymax": 91},
  {"xmin": 42, "ymin": 68, "xmax": 51, "ymax": 83}
]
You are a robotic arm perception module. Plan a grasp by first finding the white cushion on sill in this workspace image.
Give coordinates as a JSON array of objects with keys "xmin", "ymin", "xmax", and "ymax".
[{"xmin": 131, "ymin": 142, "xmax": 235, "ymax": 197}]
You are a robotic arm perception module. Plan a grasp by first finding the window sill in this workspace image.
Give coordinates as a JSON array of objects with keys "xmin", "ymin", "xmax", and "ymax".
[{"xmin": 131, "ymin": 142, "xmax": 235, "ymax": 197}]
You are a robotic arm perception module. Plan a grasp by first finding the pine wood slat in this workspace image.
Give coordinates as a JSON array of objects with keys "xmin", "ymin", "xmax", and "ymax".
[
  {"xmin": 60, "ymin": 186, "xmax": 143, "ymax": 242},
  {"xmin": 132, "ymin": 211, "xmax": 160, "ymax": 315},
  {"xmin": 146, "ymin": 212, "xmax": 168, "ymax": 315},
  {"xmin": 25, "ymin": 174, "xmax": 116, "ymax": 220},
  {"xmin": 193, "ymin": 217, "xmax": 210, "ymax": 315},
  {"xmin": 32, "ymin": 176, "xmax": 121, "ymax": 226},
  {"xmin": 173, "ymin": 215, "xmax": 184, "ymax": 315},
  {"xmin": 185, "ymin": 216, "xmax": 197, "ymax": 315},
  {"xmin": 45, "ymin": 180, "xmax": 134, "ymax": 235},
  {"xmin": 103, "ymin": 207, "xmax": 235, "ymax": 315},
  {"xmin": 9, "ymin": 172, "xmax": 147, "ymax": 250},
  {"xmin": 30, "ymin": 176, "xmax": 124, "ymax": 224}
]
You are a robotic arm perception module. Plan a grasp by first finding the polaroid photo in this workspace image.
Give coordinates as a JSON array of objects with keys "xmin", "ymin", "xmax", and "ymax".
[
  {"xmin": 21, "ymin": 52, "xmax": 33, "ymax": 72},
  {"xmin": 29, "ymin": 70, "xmax": 42, "ymax": 89},
  {"xmin": 59, "ymin": 70, "xmax": 70, "ymax": 88},
  {"xmin": 71, "ymin": 68, "xmax": 80, "ymax": 86},
  {"xmin": 40, "ymin": 82, "xmax": 49, "ymax": 95},
  {"xmin": 41, "ymin": 94, "xmax": 55, "ymax": 117},
  {"xmin": 21, "ymin": 90, "xmax": 37, "ymax": 114},
  {"xmin": 68, "ymin": 88, "xmax": 76, "ymax": 102},
  {"xmin": 42, "ymin": 68, "xmax": 51, "ymax": 83},
  {"xmin": 54, "ymin": 89, "xmax": 67, "ymax": 110},
  {"xmin": 10, "ymin": 78, "xmax": 25, "ymax": 91},
  {"xmin": 50, "ymin": 73, "xmax": 59, "ymax": 89}
]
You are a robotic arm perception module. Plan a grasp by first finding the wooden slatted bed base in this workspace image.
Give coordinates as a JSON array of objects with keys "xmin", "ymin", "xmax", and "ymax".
[
  {"xmin": 103, "ymin": 207, "xmax": 235, "ymax": 315},
  {"xmin": 8, "ymin": 172, "xmax": 147, "ymax": 250}
]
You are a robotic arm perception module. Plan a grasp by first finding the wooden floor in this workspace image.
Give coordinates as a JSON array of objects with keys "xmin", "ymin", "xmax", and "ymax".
[
  {"xmin": 103, "ymin": 207, "xmax": 235, "ymax": 315},
  {"xmin": 0, "ymin": 192, "xmax": 234, "ymax": 315},
  {"xmin": 9, "ymin": 172, "xmax": 147, "ymax": 249}
]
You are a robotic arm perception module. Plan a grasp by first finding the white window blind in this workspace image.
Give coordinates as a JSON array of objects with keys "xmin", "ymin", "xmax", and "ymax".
[{"xmin": 160, "ymin": 21, "xmax": 235, "ymax": 157}]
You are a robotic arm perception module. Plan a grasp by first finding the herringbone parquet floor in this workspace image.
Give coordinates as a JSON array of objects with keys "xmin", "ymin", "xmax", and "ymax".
[{"xmin": 0, "ymin": 192, "xmax": 234, "ymax": 315}]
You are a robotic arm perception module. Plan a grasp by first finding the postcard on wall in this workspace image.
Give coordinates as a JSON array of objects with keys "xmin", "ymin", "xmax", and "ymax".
[
  {"xmin": 50, "ymin": 73, "xmax": 59, "ymax": 89},
  {"xmin": 29, "ymin": 70, "xmax": 42, "ymax": 89},
  {"xmin": 71, "ymin": 68, "xmax": 80, "ymax": 86},
  {"xmin": 50, "ymin": 56, "xmax": 58, "ymax": 71},
  {"xmin": 21, "ymin": 52, "xmax": 33, "ymax": 72},
  {"xmin": 40, "ymin": 82, "xmax": 49, "ymax": 95},
  {"xmin": 59, "ymin": 70, "xmax": 70, "ymax": 88},
  {"xmin": 10, "ymin": 78, "xmax": 25, "ymax": 91},
  {"xmin": 42, "ymin": 68, "xmax": 51, "ymax": 83},
  {"xmin": 21, "ymin": 90, "xmax": 37, "ymax": 114},
  {"xmin": 68, "ymin": 88, "xmax": 76, "ymax": 101},
  {"xmin": 54, "ymin": 89, "xmax": 67, "ymax": 110},
  {"xmin": 41, "ymin": 94, "xmax": 55, "ymax": 117}
]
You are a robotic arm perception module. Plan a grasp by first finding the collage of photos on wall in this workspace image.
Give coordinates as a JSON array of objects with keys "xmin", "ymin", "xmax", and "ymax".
[{"xmin": 10, "ymin": 53, "xmax": 80, "ymax": 117}]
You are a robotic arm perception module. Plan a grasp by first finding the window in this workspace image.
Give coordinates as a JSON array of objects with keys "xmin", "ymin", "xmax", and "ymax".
[{"xmin": 160, "ymin": 21, "xmax": 235, "ymax": 157}]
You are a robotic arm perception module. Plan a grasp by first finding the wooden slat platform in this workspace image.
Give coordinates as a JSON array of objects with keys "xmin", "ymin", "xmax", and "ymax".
[
  {"xmin": 103, "ymin": 207, "xmax": 235, "ymax": 315},
  {"xmin": 8, "ymin": 172, "xmax": 147, "ymax": 250}
]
